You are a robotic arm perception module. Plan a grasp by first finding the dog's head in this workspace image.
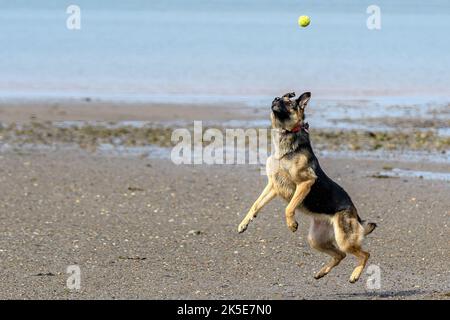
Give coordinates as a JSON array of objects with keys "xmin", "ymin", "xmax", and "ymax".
[{"xmin": 270, "ymin": 92, "xmax": 311, "ymax": 131}]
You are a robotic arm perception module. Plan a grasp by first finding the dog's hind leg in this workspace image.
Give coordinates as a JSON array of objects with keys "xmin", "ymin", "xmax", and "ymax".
[
  {"xmin": 332, "ymin": 210, "xmax": 370, "ymax": 283},
  {"xmin": 238, "ymin": 182, "xmax": 276, "ymax": 233},
  {"xmin": 347, "ymin": 247, "xmax": 370, "ymax": 283},
  {"xmin": 307, "ymin": 218, "xmax": 346, "ymax": 279}
]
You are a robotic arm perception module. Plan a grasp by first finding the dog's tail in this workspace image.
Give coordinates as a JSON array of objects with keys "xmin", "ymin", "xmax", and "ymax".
[{"xmin": 363, "ymin": 222, "xmax": 377, "ymax": 236}]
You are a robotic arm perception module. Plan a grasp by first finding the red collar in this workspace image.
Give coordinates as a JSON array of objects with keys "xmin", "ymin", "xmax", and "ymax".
[
  {"xmin": 286, "ymin": 122, "xmax": 309, "ymax": 134},
  {"xmin": 290, "ymin": 125, "xmax": 301, "ymax": 133}
]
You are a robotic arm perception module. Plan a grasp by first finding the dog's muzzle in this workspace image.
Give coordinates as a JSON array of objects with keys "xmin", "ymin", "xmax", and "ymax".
[{"xmin": 271, "ymin": 97, "xmax": 285, "ymax": 113}]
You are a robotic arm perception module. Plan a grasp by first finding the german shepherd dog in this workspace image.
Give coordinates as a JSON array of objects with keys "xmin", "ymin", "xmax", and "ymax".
[{"xmin": 238, "ymin": 92, "xmax": 376, "ymax": 283}]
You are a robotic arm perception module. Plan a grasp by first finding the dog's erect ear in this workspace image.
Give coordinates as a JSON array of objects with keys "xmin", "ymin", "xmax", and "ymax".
[
  {"xmin": 296, "ymin": 92, "xmax": 311, "ymax": 109},
  {"xmin": 282, "ymin": 92, "xmax": 296, "ymax": 99}
]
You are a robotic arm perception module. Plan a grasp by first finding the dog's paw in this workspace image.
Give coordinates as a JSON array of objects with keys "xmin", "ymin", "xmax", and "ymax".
[
  {"xmin": 237, "ymin": 222, "xmax": 248, "ymax": 233},
  {"xmin": 314, "ymin": 271, "xmax": 326, "ymax": 280},
  {"xmin": 349, "ymin": 267, "xmax": 363, "ymax": 283},
  {"xmin": 287, "ymin": 221, "xmax": 298, "ymax": 232},
  {"xmin": 349, "ymin": 274, "xmax": 360, "ymax": 283}
]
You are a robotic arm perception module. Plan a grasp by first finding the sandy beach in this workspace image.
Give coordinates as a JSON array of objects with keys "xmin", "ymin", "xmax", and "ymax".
[
  {"xmin": 2, "ymin": 0, "xmax": 450, "ymax": 302},
  {"xmin": 0, "ymin": 149, "xmax": 449, "ymax": 299},
  {"xmin": 0, "ymin": 100, "xmax": 263, "ymax": 123},
  {"xmin": 0, "ymin": 101, "xmax": 449, "ymax": 300}
]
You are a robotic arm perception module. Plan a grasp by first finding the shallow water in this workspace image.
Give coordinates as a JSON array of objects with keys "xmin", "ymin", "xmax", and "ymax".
[
  {"xmin": 2, "ymin": 138, "xmax": 448, "ymax": 167},
  {"xmin": 97, "ymin": 143, "xmax": 171, "ymax": 159},
  {"xmin": 378, "ymin": 168, "xmax": 450, "ymax": 181},
  {"xmin": 320, "ymin": 149, "xmax": 450, "ymax": 164},
  {"xmin": 1, "ymin": 0, "xmax": 450, "ymax": 99},
  {"xmin": 50, "ymin": 95, "xmax": 450, "ymax": 137}
]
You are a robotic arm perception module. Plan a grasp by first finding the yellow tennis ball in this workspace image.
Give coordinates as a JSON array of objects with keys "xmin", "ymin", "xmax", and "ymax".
[{"xmin": 298, "ymin": 15, "xmax": 310, "ymax": 28}]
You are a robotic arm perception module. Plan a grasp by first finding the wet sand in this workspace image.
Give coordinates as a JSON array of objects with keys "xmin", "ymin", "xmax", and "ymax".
[
  {"xmin": 0, "ymin": 100, "xmax": 264, "ymax": 123},
  {"xmin": 0, "ymin": 150, "xmax": 449, "ymax": 299},
  {"xmin": 0, "ymin": 101, "xmax": 449, "ymax": 299},
  {"xmin": 1, "ymin": 100, "xmax": 449, "ymax": 154}
]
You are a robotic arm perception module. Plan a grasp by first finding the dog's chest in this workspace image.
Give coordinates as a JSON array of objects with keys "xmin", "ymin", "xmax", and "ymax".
[
  {"xmin": 266, "ymin": 153, "xmax": 316, "ymax": 201},
  {"xmin": 273, "ymin": 171, "xmax": 296, "ymax": 201},
  {"xmin": 266, "ymin": 156, "xmax": 297, "ymax": 200}
]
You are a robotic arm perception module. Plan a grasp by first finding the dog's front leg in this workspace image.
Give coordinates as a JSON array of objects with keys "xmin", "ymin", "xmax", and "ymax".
[
  {"xmin": 285, "ymin": 180, "xmax": 315, "ymax": 232},
  {"xmin": 238, "ymin": 182, "xmax": 276, "ymax": 233}
]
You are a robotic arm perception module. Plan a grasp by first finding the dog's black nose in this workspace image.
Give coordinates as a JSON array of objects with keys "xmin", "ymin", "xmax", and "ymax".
[
  {"xmin": 272, "ymin": 99, "xmax": 280, "ymax": 112},
  {"xmin": 272, "ymin": 98, "xmax": 283, "ymax": 112}
]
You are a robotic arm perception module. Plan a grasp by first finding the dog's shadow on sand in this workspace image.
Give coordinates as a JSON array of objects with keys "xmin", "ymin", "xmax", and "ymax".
[{"xmin": 334, "ymin": 289, "xmax": 428, "ymax": 299}]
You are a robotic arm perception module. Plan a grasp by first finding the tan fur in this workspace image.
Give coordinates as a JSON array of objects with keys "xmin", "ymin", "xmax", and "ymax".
[
  {"xmin": 307, "ymin": 218, "xmax": 346, "ymax": 279},
  {"xmin": 239, "ymin": 180, "xmax": 372, "ymax": 282},
  {"xmin": 238, "ymin": 92, "xmax": 374, "ymax": 283}
]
